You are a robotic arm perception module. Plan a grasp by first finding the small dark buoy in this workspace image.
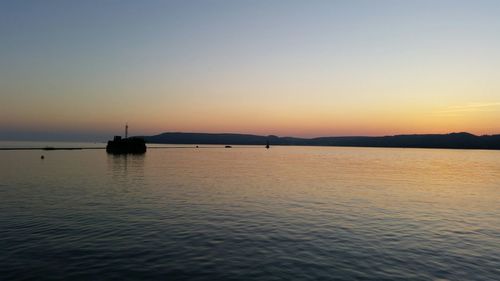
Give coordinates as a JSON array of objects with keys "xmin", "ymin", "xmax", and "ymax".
[{"xmin": 41, "ymin": 155, "xmax": 45, "ymax": 159}]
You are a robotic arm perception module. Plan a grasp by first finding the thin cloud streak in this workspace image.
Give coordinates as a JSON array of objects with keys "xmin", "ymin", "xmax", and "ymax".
[{"xmin": 437, "ymin": 102, "xmax": 500, "ymax": 114}]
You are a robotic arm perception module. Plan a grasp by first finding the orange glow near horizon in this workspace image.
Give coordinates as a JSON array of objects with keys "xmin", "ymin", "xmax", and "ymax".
[{"xmin": 2, "ymin": 100, "xmax": 498, "ymax": 138}]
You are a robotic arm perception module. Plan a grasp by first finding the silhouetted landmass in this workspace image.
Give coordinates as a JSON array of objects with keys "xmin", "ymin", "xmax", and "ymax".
[{"xmin": 143, "ymin": 132, "xmax": 500, "ymax": 150}]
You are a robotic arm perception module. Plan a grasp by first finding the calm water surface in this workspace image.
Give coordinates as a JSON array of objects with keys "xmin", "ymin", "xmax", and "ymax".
[{"xmin": 1, "ymin": 143, "xmax": 499, "ymax": 280}]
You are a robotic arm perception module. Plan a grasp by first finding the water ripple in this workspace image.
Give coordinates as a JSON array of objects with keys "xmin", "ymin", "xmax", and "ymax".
[{"xmin": 1, "ymin": 147, "xmax": 499, "ymax": 280}]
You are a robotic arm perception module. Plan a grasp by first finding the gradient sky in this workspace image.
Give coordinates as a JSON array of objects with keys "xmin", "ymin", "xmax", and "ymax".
[{"xmin": 1, "ymin": 0, "xmax": 500, "ymax": 140}]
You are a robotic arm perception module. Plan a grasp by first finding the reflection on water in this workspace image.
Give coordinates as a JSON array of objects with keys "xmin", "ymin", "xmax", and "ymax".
[
  {"xmin": 0, "ymin": 145, "xmax": 499, "ymax": 280},
  {"xmin": 107, "ymin": 153, "xmax": 145, "ymax": 181}
]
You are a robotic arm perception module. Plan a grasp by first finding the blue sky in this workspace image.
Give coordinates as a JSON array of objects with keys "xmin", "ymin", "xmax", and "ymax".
[{"xmin": 1, "ymin": 1, "xmax": 499, "ymax": 141}]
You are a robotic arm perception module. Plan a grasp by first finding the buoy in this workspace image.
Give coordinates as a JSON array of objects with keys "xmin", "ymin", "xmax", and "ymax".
[{"xmin": 41, "ymin": 155, "xmax": 45, "ymax": 159}]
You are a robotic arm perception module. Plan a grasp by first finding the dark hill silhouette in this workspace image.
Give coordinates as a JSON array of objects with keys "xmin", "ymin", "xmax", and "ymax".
[{"xmin": 142, "ymin": 132, "xmax": 500, "ymax": 150}]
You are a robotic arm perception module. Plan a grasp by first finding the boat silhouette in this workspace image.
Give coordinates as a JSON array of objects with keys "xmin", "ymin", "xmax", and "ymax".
[{"xmin": 106, "ymin": 124, "xmax": 146, "ymax": 154}]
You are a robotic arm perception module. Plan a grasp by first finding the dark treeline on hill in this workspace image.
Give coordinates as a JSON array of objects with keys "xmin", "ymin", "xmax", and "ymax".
[{"xmin": 142, "ymin": 132, "xmax": 500, "ymax": 150}]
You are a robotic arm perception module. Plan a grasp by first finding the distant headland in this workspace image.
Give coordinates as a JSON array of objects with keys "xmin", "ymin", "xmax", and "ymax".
[{"xmin": 142, "ymin": 132, "xmax": 500, "ymax": 150}]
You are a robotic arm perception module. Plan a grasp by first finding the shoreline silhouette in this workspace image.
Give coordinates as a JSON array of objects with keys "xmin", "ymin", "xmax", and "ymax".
[
  {"xmin": 143, "ymin": 131, "xmax": 500, "ymax": 150},
  {"xmin": 1, "ymin": 132, "xmax": 499, "ymax": 151}
]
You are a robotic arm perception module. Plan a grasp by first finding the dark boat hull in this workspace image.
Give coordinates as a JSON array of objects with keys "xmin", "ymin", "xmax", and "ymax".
[{"xmin": 106, "ymin": 137, "xmax": 147, "ymax": 154}]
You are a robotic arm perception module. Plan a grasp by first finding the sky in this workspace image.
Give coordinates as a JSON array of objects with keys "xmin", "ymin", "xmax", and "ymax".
[{"xmin": 1, "ymin": 0, "xmax": 500, "ymax": 141}]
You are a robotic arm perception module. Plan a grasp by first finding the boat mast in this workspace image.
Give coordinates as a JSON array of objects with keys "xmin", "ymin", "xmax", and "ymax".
[{"xmin": 125, "ymin": 123, "xmax": 128, "ymax": 139}]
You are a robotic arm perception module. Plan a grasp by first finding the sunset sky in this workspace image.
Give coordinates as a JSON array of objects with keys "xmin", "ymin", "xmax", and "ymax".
[{"xmin": 1, "ymin": 0, "xmax": 499, "ymax": 140}]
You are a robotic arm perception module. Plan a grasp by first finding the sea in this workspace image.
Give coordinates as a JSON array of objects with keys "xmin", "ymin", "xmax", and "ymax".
[{"xmin": 1, "ymin": 141, "xmax": 499, "ymax": 280}]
